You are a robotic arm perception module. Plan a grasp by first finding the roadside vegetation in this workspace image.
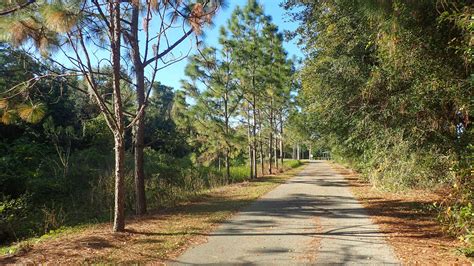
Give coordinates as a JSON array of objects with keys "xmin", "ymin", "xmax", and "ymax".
[
  {"xmin": 333, "ymin": 163, "xmax": 472, "ymax": 264},
  {"xmin": 0, "ymin": 162, "xmax": 302, "ymax": 263},
  {"xmin": 284, "ymin": 0, "xmax": 472, "ymax": 255}
]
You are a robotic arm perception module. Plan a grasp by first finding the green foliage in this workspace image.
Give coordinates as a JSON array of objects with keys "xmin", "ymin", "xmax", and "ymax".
[
  {"xmin": 144, "ymin": 148, "xmax": 256, "ymax": 207},
  {"xmin": 229, "ymin": 166, "xmax": 251, "ymax": 182},
  {"xmin": 437, "ymin": 141, "xmax": 474, "ymax": 255},
  {"xmin": 282, "ymin": 159, "xmax": 302, "ymax": 169},
  {"xmin": 437, "ymin": 199, "xmax": 474, "ymax": 256},
  {"xmin": 0, "ymin": 196, "xmax": 29, "ymax": 242},
  {"xmin": 182, "ymin": 45, "xmax": 242, "ymax": 167},
  {"xmin": 145, "ymin": 83, "xmax": 190, "ymax": 157},
  {"xmin": 285, "ymin": 0, "xmax": 472, "ymax": 251},
  {"xmin": 285, "ymin": 0, "xmax": 471, "ymax": 187},
  {"xmin": 179, "ymin": 0, "xmax": 295, "ymax": 182}
]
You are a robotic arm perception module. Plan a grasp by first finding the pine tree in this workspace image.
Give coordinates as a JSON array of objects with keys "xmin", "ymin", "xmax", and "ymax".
[
  {"xmin": 0, "ymin": 0, "xmax": 130, "ymax": 232},
  {"xmin": 226, "ymin": 0, "xmax": 269, "ymax": 178},
  {"xmin": 225, "ymin": 0, "xmax": 293, "ymax": 177},
  {"xmin": 121, "ymin": 0, "xmax": 222, "ymax": 216},
  {"xmin": 0, "ymin": 0, "xmax": 36, "ymax": 16},
  {"xmin": 183, "ymin": 37, "xmax": 240, "ymax": 181}
]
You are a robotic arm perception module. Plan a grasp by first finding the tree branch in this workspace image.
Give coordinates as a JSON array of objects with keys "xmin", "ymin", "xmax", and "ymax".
[
  {"xmin": 0, "ymin": 0, "xmax": 35, "ymax": 16},
  {"xmin": 143, "ymin": 28, "xmax": 194, "ymax": 67}
]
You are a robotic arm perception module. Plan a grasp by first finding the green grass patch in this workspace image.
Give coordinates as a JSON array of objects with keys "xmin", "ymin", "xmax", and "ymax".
[
  {"xmin": 229, "ymin": 165, "xmax": 250, "ymax": 182},
  {"xmin": 283, "ymin": 159, "xmax": 302, "ymax": 169}
]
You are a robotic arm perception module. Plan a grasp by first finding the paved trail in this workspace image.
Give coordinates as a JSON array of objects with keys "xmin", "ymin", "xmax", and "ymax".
[{"xmin": 173, "ymin": 161, "xmax": 398, "ymax": 265}]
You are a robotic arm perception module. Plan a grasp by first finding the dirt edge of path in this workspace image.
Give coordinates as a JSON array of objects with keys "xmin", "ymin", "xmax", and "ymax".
[{"xmin": 331, "ymin": 162, "xmax": 472, "ymax": 265}]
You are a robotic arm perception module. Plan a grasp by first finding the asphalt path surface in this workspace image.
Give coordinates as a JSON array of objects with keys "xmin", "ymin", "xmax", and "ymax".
[{"xmin": 172, "ymin": 161, "xmax": 399, "ymax": 265}]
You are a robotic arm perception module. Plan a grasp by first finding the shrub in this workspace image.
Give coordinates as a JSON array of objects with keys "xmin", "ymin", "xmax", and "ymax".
[
  {"xmin": 229, "ymin": 165, "xmax": 250, "ymax": 182},
  {"xmin": 0, "ymin": 196, "xmax": 30, "ymax": 242},
  {"xmin": 283, "ymin": 160, "xmax": 302, "ymax": 169}
]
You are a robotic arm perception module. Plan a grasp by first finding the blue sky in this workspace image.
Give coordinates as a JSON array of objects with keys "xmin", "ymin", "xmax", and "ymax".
[
  {"xmin": 154, "ymin": 0, "xmax": 303, "ymax": 90},
  {"xmin": 49, "ymin": 0, "xmax": 302, "ymax": 91}
]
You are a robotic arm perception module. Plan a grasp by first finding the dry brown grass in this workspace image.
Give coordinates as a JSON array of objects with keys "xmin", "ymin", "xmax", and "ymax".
[
  {"xmin": 331, "ymin": 162, "xmax": 472, "ymax": 265},
  {"xmin": 0, "ymin": 166, "xmax": 304, "ymax": 264}
]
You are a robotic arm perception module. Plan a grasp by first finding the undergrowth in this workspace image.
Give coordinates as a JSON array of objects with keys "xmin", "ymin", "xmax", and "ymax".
[{"xmin": 0, "ymin": 150, "xmax": 301, "ymax": 252}]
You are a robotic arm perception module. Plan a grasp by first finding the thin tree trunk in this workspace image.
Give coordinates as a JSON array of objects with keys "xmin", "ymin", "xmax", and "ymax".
[
  {"xmin": 259, "ymin": 132, "xmax": 264, "ymax": 176},
  {"xmin": 274, "ymin": 125, "xmax": 278, "ymax": 170},
  {"xmin": 268, "ymin": 135, "xmax": 272, "ymax": 174},
  {"xmin": 224, "ymin": 93, "xmax": 230, "ymax": 181},
  {"xmin": 297, "ymin": 144, "xmax": 300, "ymax": 160},
  {"xmin": 309, "ymin": 143, "xmax": 312, "ymax": 160},
  {"xmin": 247, "ymin": 106, "xmax": 253, "ymax": 179},
  {"xmin": 110, "ymin": 0, "xmax": 125, "ymax": 232},
  {"xmin": 128, "ymin": 2, "xmax": 147, "ymax": 216},
  {"xmin": 252, "ymin": 94, "xmax": 257, "ymax": 178},
  {"xmin": 268, "ymin": 104, "xmax": 273, "ymax": 174},
  {"xmin": 225, "ymin": 150, "xmax": 230, "ymax": 181},
  {"xmin": 258, "ymin": 110, "xmax": 264, "ymax": 176},
  {"xmin": 279, "ymin": 113, "xmax": 283, "ymax": 166}
]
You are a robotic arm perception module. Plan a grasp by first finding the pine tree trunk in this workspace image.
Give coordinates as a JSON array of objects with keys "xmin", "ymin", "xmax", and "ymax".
[
  {"xmin": 268, "ymin": 105, "xmax": 273, "ymax": 174},
  {"xmin": 134, "ymin": 109, "xmax": 146, "ymax": 215},
  {"xmin": 297, "ymin": 144, "xmax": 300, "ymax": 160},
  {"xmin": 258, "ymin": 110, "xmax": 264, "ymax": 176},
  {"xmin": 224, "ymin": 93, "xmax": 231, "ymax": 182},
  {"xmin": 247, "ymin": 106, "xmax": 253, "ymax": 179},
  {"xmin": 274, "ymin": 126, "xmax": 278, "ymax": 170},
  {"xmin": 252, "ymin": 95, "xmax": 257, "ymax": 178},
  {"xmin": 268, "ymin": 135, "xmax": 272, "ymax": 174},
  {"xmin": 309, "ymin": 143, "xmax": 312, "ymax": 160},
  {"xmin": 225, "ymin": 150, "xmax": 230, "ymax": 182},
  {"xmin": 130, "ymin": 4, "xmax": 147, "ymax": 216},
  {"xmin": 110, "ymin": 0, "xmax": 125, "ymax": 232},
  {"xmin": 279, "ymin": 113, "xmax": 283, "ymax": 167},
  {"xmin": 259, "ymin": 136, "xmax": 264, "ymax": 176},
  {"xmin": 113, "ymin": 133, "xmax": 125, "ymax": 232}
]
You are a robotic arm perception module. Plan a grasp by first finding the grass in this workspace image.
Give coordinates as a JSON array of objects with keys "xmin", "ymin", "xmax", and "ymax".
[
  {"xmin": 0, "ymin": 162, "xmax": 304, "ymax": 264},
  {"xmin": 283, "ymin": 159, "xmax": 303, "ymax": 169},
  {"xmin": 229, "ymin": 165, "xmax": 250, "ymax": 182}
]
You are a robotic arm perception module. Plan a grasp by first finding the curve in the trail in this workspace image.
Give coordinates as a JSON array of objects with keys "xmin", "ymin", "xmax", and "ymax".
[{"xmin": 171, "ymin": 161, "xmax": 399, "ymax": 265}]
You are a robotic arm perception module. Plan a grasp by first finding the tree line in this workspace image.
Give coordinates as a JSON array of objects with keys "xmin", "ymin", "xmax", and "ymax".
[
  {"xmin": 182, "ymin": 1, "xmax": 294, "ymax": 181},
  {"xmin": 0, "ymin": 0, "xmax": 297, "ymax": 243},
  {"xmin": 284, "ymin": 0, "xmax": 472, "ymax": 253}
]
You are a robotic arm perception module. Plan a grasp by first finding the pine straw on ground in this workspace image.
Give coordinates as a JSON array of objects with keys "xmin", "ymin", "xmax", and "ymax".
[
  {"xmin": 331, "ymin": 163, "xmax": 472, "ymax": 265},
  {"xmin": 0, "ymin": 167, "xmax": 303, "ymax": 264}
]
